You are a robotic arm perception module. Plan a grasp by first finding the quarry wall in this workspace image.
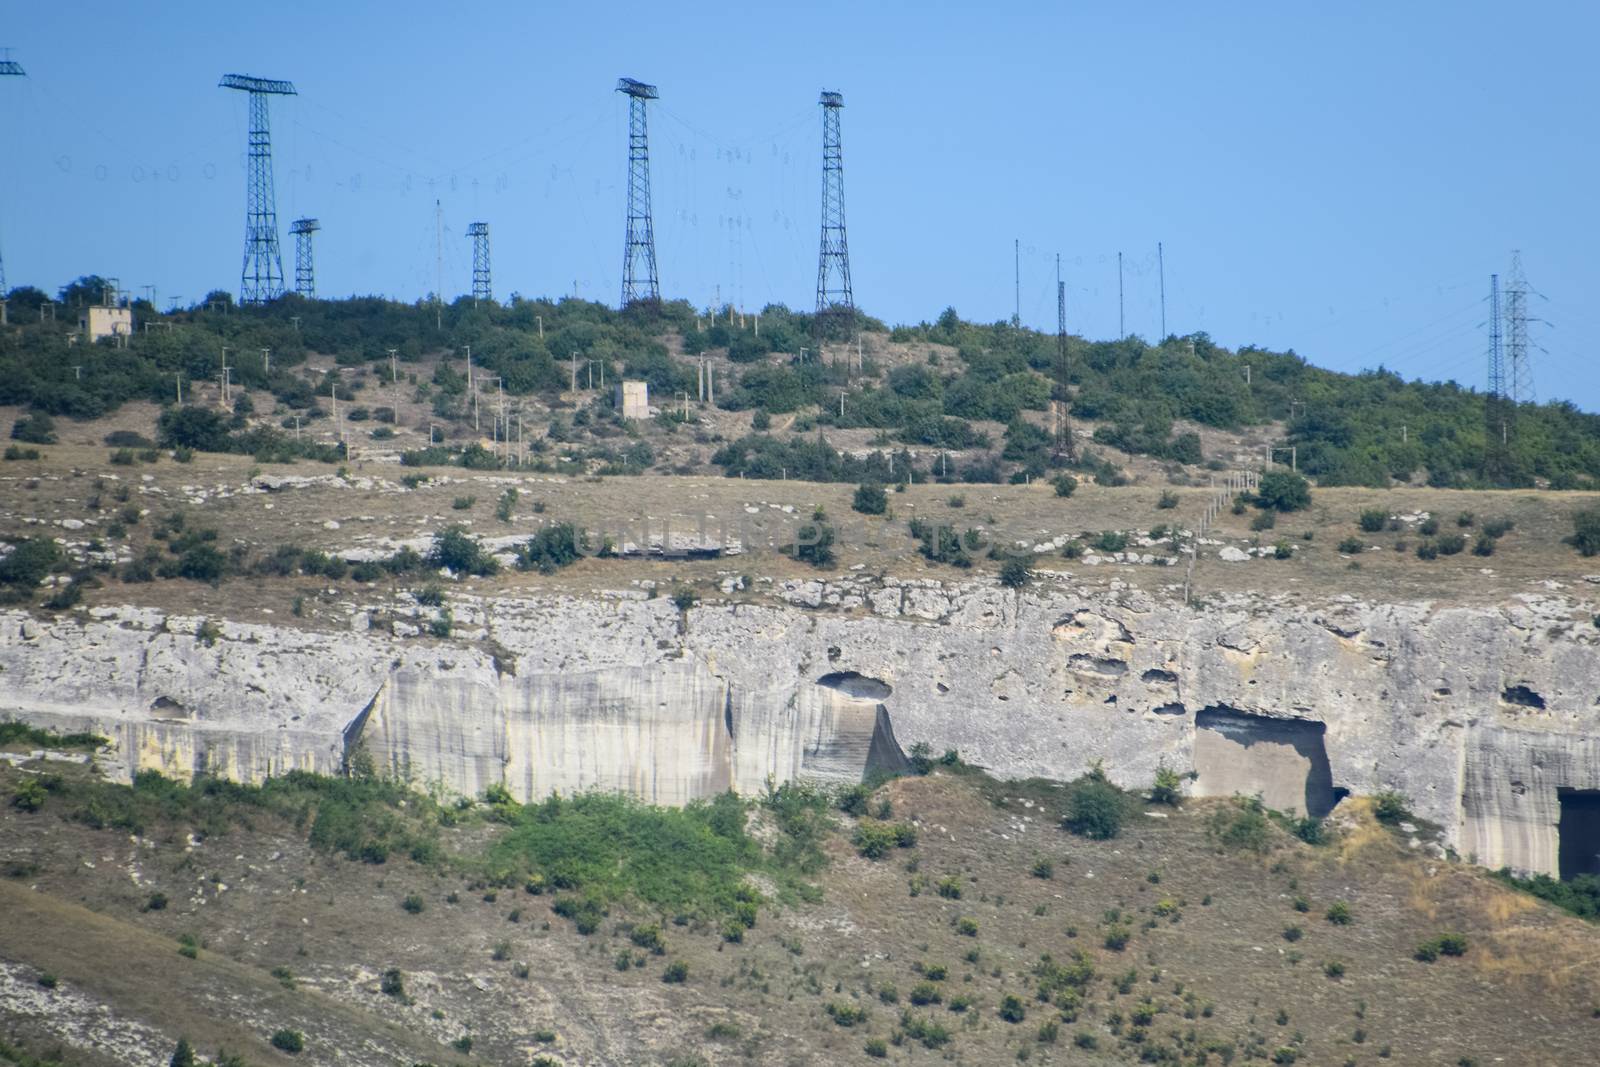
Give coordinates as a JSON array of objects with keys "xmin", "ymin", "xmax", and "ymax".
[{"xmin": 2, "ymin": 575, "xmax": 1598, "ymax": 876}]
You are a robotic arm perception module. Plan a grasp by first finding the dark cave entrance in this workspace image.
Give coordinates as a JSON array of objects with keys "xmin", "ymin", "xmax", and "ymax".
[{"xmin": 1558, "ymin": 790, "xmax": 1600, "ymax": 880}]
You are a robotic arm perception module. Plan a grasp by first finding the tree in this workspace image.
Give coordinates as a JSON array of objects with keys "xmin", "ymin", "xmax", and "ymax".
[
  {"xmin": 1255, "ymin": 470, "xmax": 1311, "ymax": 512},
  {"xmin": 999, "ymin": 557, "xmax": 1033, "ymax": 589},
  {"xmin": 10, "ymin": 412, "xmax": 56, "ymax": 443},
  {"xmin": 1567, "ymin": 509, "xmax": 1600, "ymax": 557},
  {"xmin": 852, "ymin": 483, "xmax": 888, "ymax": 516},
  {"xmin": 170, "ymin": 1037, "xmax": 197, "ymax": 1067},
  {"xmin": 794, "ymin": 520, "xmax": 836, "ymax": 568},
  {"xmin": 1064, "ymin": 773, "xmax": 1125, "ymax": 840},
  {"xmin": 157, "ymin": 406, "xmax": 230, "ymax": 452},
  {"xmin": 0, "ymin": 537, "xmax": 62, "ymax": 588}
]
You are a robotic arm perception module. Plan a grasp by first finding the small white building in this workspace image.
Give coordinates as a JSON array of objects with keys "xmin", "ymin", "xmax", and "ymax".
[
  {"xmin": 615, "ymin": 379, "xmax": 649, "ymax": 420},
  {"xmin": 81, "ymin": 304, "xmax": 133, "ymax": 343}
]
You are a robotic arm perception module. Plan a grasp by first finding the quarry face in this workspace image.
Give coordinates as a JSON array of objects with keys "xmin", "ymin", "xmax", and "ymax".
[{"xmin": 4, "ymin": 574, "xmax": 1599, "ymax": 878}]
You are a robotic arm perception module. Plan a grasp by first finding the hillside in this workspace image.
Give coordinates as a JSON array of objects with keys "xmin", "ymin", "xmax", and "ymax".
[
  {"xmin": 5, "ymin": 737, "xmax": 1599, "ymax": 1067},
  {"xmin": 4, "ymin": 281, "xmax": 1599, "ymax": 491}
]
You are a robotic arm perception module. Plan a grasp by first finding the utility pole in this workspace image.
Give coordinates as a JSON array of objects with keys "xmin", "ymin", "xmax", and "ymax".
[
  {"xmin": 1012, "ymin": 238, "xmax": 1021, "ymax": 327},
  {"xmin": 0, "ymin": 53, "xmax": 26, "ymax": 295},
  {"xmin": 261, "ymin": 348, "xmax": 271, "ymax": 375},
  {"xmin": 434, "ymin": 199, "xmax": 444, "ymax": 330},
  {"xmin": 388, "ymin": 348, "xmax": 399, "ymax": 384},
  {"xmin": 1157, "ymin": 241, "xmax": 1166, "ymax": 339},
  {"xmin": 1117, "ymin": 251, "xmax": 1124, "ymax": 338}
]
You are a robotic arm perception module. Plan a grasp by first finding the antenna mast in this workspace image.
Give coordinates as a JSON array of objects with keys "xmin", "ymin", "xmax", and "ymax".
[
  {"xmin": 219, "ymin": 73, "xmax": 296, "ymax": 304},
  {"xmin": 815, "ymin": 90, "xmax": 854, "ymax": 322},
  {"xmin": 290, "ymin": 218, "xmax": 319, "ymax": 299},
  {"xmin": 1158, "ymin": 241, "xmax": 1166, "ymax": 339},
  {"xmin": 0, "ymin": 51, "xmax": 26, "ymax": 296},
  {"xmin": 468, "ymin": 222, "xmax": 491, "ymax": 304},
  {"xmin": 617, "ymin": 77, "xmax": 661, "ymax": 306}
]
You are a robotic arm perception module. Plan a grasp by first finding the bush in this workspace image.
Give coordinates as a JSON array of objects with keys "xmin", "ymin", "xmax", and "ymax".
[
  {"xmin": 998, "ymin": 993, "xmax": 1027, "ymax": 1022},
  {"xmin": 1326, "ymin": 900, "xmax": 1353, "ymax": 925},
  {"xmin": 0, "ymin": 537, "xmax": 62, "ymax": 589},
  {"xmin": 401, "ymin": 894, "xmax": 425, "ymax": 914},
  {"xmin": 11, "ymin": 412, "xmax": 57, "ymax": 444},
  {"xmin": 936, "ymin": 876, "xmax": 962, "ymax": 900},
  {"xmin": 429, "ymin": 526, "xmax": 499, "ymax": 577},
  {"xmin": 1256, "ymin": 470, "xmax": 1311, "ymax": 512},
  {"xmin": 864, "ymin": 1037, "xmax": 888, "ymax": 1058},
  {"xmin": 1103, "ymin": 925, "xmax": 1131, "ymax": 951},
  {"xmin": 1436, "ymin": 532, "xmax": 1466, "ymax": 556},
  {"xmin": 1092, "ymin": 530, "xmax": 1128, "ymax": 553},
  {"xmin": 909, "ymin": 982, "xmax": 941, "ymax": 1006},
  {"xmin": 1063, "ymin": 774, "xmax": 1126, "ymax": 840},
  {"xmin": 1031, "ymin": 857, "xmax": 1054, "ymax": 879},
  {"xmin": 1337, "ymin": 536, "xmax": 1364, "ymax": 555},
  {"xmin": 1250, "ymin": 510, "xmax": 1277, "ymax": 531},
  {"xmin": 793, "ymin": 520, "xmax": 836, "ymax": 569},
  {"xmin": 662, "ymin": 960, "xmax": 689, "ymax": 983},
  {"xmin": 1482, "ymin": 517, "xmax": 1514, "ymax": 539},
  {"xmin": 852, "ymin": 483, "xmax": 888, "ymax": 516},
  {"xmin": 1149, "ymin": 764, "xmax": 1182, "ymax": 806},
  {"xmin": 1372, "ymin": 791, "xmax": 1410, "ymax": 825},
  {"xmin": 1282, "ymin": 925, "xmax": 1303, "ymax": 943},
  {"xmin": 853, "ymin": 820, "xmax": 917, "ymax": 860},
  {"xmin": 1472, "ymin": 533, "xmax": 1496, "ymax": 556},
  {"xmin": 1157, "ymin": 490, "xmax": 1179, "ymax": 509},
  {"xmin": 1415, "ymin": 933, "xmax": 1467, "ymax": 962},
  {"xmin": 1415, "ymin": 541, "xmax": 1439, "ymax": 560},
  {"xmin": 1358, "ymin": 509, "xmax": 1387, "ymax": 532},
  {"xmin": 1567, "ymin": 510, "xmax": 1600, "ymax": 557},
  {"xmin": 269, "ymin": 1030, "xmax": 304, "ymax": 1054},
  {"xmin": 144, "ymin": 891, "xmax": 168, "ymax": 912},
  {"xmin": 380, "ymin": 968, "xmax": 405, "ymax": 997},
  {"xmin": 998, "ymin": 557, "xmax": 1033, "ymax": 589},
  {"xmin": 1052, "ymin": 474, "xmax": 1077, "ymax": 498},
  {"xmin": 170, "ymin": 1037, "xmax": 197, "ymax": 1067},
  {"xmin": 1210, "ymin": 796, "xmax": 1272, "ymax": 852}
]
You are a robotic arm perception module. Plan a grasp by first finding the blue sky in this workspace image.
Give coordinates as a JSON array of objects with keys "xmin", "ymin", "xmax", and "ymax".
[{"xmin": 2, "ymin": 1, "xmax": 1596, "ymax": 406}]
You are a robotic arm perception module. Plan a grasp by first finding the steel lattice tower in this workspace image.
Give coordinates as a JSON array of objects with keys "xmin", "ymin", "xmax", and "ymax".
[
  {"xmin": 468, "ymin": 222, "xmax": 491, "ymax": 303},
  {"xmin": 1504, "ymin": 250, "xmax": 1534, "ymax": 404},
  {"xmin": 617, "ymin": 78, "xmax": 660, "ymax": 306},
  {"xmin": 815, "ymin": 90, "xmax": 854, "ymax": 315},
  {"xmin": 0, "ymin": 52, "xmax": 26, "ymax": 296},
  {"xmin": 1487, "ymin": 273, "xmax": 1505, "ymax": 401},
  {"xmin": 220, "ymin": 74, "xmax": 296, "ymax": 304},
  {"xmin": 290, "ymin": 218, "xmax": 319, "ymax": 298}
]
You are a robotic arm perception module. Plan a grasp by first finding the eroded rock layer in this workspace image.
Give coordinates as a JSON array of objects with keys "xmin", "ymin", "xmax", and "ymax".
[{"xmin": 3, "ymin": 576, "xmax": 1598, "ymax": 875}]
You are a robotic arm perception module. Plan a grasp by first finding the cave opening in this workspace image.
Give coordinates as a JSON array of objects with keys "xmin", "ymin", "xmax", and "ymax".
[{"xmin": 1557, "ymin": 789, "xmax": 1600, "ymax": 880}]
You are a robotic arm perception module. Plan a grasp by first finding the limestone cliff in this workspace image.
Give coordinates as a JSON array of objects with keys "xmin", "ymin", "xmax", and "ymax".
[{"xmin": 3, "ymin": 575, "xmax": 1598, "ymax": 876}]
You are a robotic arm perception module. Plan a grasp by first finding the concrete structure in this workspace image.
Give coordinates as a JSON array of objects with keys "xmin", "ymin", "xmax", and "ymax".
[
  {"xmin": 615, "ymin": 379, "xmax": 649, "ymax": 420},
  {"xmin": 80, "ymin": 305, "xmax": 132, "ymax": 342}
]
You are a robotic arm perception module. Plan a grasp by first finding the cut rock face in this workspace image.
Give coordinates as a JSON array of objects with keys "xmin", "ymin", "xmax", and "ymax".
[{"xmin": 1191, "ymin": 706, "xmax": 1339, "ymax": 818}]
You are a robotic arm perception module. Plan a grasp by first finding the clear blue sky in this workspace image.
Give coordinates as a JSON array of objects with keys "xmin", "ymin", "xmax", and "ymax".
[{"xmin": 2, "ymin": 2, "xmax": 1596, "ymax": 406}]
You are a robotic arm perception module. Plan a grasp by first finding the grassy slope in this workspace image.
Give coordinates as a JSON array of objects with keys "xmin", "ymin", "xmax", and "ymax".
[{"xmin": 4, "ymin": 759, "xmax": 1600, "ymax": 1067}]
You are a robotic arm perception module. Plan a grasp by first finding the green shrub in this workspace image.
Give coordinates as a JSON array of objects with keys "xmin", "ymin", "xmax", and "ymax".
[
  {"xmin": 12, "ymin": 779, "xmax": 48, "ymax": 813},
  {"xmin": 1326, "ymin": 900, "xmax": 1353, "ymax": 925},
  {"xmin": 269, "ymin": 1030, "xmax": 304, "ymax": 1054},
  {"xmin": 936, "ymin": 876, "xmax": 962, "ymax": 899},
  {"xmin": 1251, "ymin": 510, "xmax": 1277, "ymax": 531},
  {"xmin": 1415, "ymin": 541, "xmax": 1439, "ymax": 560},
  {"xmin": 1567, "ymin": 510, "xmax": 1600, "ymax": 556},
  {"xmin": 1103, "ymin": 925, "xmax": 1131, "ymax": 951},
  {"xmin": 825, "ymin": 1001, "xmax": 869, "ymax": 1028},
  {"xmin": 1324, "ymin": 960, "xmax": 1346, "ymax": 978},
  {"xmin": 1282, "ymin": 925, "xmax": 1303, "ymax": 943},
  {"xmin": 144, "ymin": 891, "xmax": 168, "ymax": 912},
  {"xmin": 380, "ymin": 968, "xmax": 405, "ymax": 997},
  {"xmin": 36, "ymin": 972, "xmax": 57, "ymax": 989},
  {"xmin": 864, "ymin": 1037, "xmax": 888, "ymax": 1058},
  {"xmin": 1210, "ymin": 796, "xmax": 1272, "ymax": 852},
  {"xmin": 1031, "ymin": 857, "xmax": 1054, "ymax": 879},
  {"xmin": 1436, "ymin": 532, "xmax": 1466, "ymax": 555},
  {"xmin": 662, "ymin": 960, "xmax": 689, "ymax": 983},
  {"xmin": 1157, "ymin": 490, "xmax": 1179, "ymax": 509},
  {"xmin": 1482, "ymin": 517, "xmax": 1514, "ymax": 539},
  {"xmin": 1063, "ymin": 773, "xmax": 1127, "ymax": 840},
  {"xmin": 1415, "ymin": 933, "xmax": 1468, "ymax": 962},
  {"xmin": 496, "ymin": 487, "xmax": 519, "ymax": 522},
  {"xmin": 1093, "ymin": 530, "xmax": 1128, "ymax": 553},
  {"xmin": 1373, "ymin": 791, "xmax": 1410, "ymax": 824},
  {"xmin": 852, "ymin": 483, "xmax": 888, "ymax": 515},
  {"xmin": 1256, "ymin": 470, "xmax": 1310, "ymax": 512},
  {"xmin": 955, "ymin": 916, "xmax": 979, "ymax": 937},
  {"xmin": 451, "ymin": 495, "xmax": 476, "ymax": 510},
  {"xmin": 401, "ymin": 893, "xmax": 424, "ymax": 914},
  {"xmin": 1358, "ymin": 509, "xmax": 1388, "ymax": 532},
  {"xmin": 853, "ymin": 820, "xmax": 917, "ymax": 860},
  {"xmin": 998, "ymin": 993, "xmax": 1027, "ymax": 1022},
  {"xmin": 1052, "ymin": 474, "xmax": 1077, "ymax": 498},
  {"xmin": 999, "ymin": 556, "xmax": 1033, "ymax": 589},
  {"xmin": 793, "ymin": 520, "xmax": 836, "ymax": 568},
  {"xmin": 1472, "ymin": 533, "xmax": 1496, "ymax": 556},
  {"xmin": 1337, "ymin": 536, "xmax": 1364, "ymax": 554},
  {"xmin": 170, "ymin": 1037, "xmax": 197, "ymax": 1067},
  {"xmin": 1420, "ymin": 517, "xmax": 1440, "ymax": 535}
]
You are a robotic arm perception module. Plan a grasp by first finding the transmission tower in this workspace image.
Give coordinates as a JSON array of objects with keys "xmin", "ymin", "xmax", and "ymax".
[
  {"xmin": 0, "ymin": 51, "xmax": 26, "ymax": 296},
  {"xmin": 617, "ymin": 78, "xmax": 660, "ymax": 307},
  {"xmin": 1053, "ymin": 253, "xmax": 1076, "ymax": 461},
  {"xmin": 1487, "ymin": 273, "xmax": 1505, "ymax": 401},
  {"xmin": 815, "ymin": 90, "xmax": 855, "ymax": 321},
  {"xmin": 1504, "ymin": 250, "xmax": 1534, "ymax": 404},
  {"xmin": 220, "ymin": 74, "xmax": 296, "ymax": 304},
  {"xmin": 290, "ymin": 218, "xmax": 319, "ymax": 298},
  {"xmin": 468, "ymin": 222, "xmax": 491, "ymax": 303}
]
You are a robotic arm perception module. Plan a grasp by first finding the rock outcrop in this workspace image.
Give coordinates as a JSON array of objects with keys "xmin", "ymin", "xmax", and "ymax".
[{"xmin": 3, "ymin": 576, "xmax": 1598, "ymax": 876}]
